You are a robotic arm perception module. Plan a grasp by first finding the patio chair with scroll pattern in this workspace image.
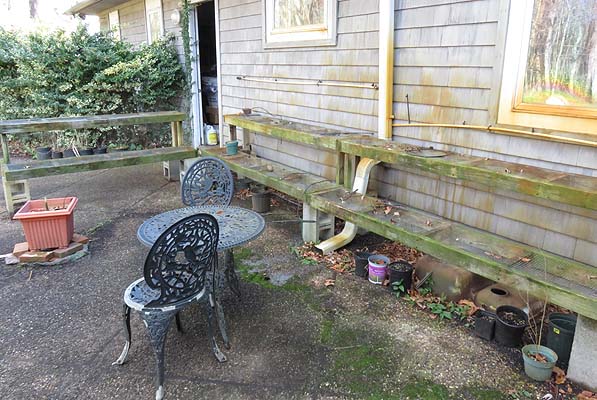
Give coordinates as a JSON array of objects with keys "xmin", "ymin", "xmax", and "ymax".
[
  {"xmin": 112, "ymin": 214, "xmax": 225, "ymax": 400},
  {"xmin": 181, "ymin": 157, "xmax": 242, "ymax": 298}
]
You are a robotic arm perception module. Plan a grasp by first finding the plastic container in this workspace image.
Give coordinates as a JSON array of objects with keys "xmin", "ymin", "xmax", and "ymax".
[
  {"xmin": 387, "ymin": 261, "xmax": 414, "ymax": 292},
  {"xmin": 354, "ymin": 251, "xmax": 371, "ymax": 278},
  {"xmin": 36, "ymin": 146, "xmax": 52, "ymax": 160},
  {"xmin": 474, "ymin": 310, "xmax": 496, "ymax": 341},
  {"xmin": 494, "ymin": 305, "xmax": 528, "ymax": 347},
  {"xmin": 226, "ymin": 140, "xmax": 238, "ymax": 155},
  {"xmin": 201, "ymin": 76, "xmax": 218, "ymax": 106},
  {"xmin": 205, "ymin": 124, "xmax": 218, "ymax": 145},
  {"xmin": 367, "ymin": 255, "xmax": 389, "ymax": 284},
  {"xmin": 522, "ymin": 344, "xmax": 558, "ymax": 381},
  {"xmin": 546, "ymin": 313, "xmax": 577, "ymax": 367},
  {"xmin": 13, "ymin": 197, "xmax": 78, "ymax": 250},
  {"xmin": 251, "ymin": 187, "xmax": 270, "ymax": 213}
]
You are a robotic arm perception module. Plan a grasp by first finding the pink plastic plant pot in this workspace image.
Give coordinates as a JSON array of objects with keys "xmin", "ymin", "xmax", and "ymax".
[{"xmin": 13, "ymin": 197, "xmax": 78, "ymax": 250}]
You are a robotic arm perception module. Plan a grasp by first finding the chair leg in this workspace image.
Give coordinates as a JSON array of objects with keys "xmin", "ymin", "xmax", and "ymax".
[
  {"xmin": 140, "ymin": 310, "xmax": 174, "ymax": 400},
  {"xmin": 215, "ymin": 297, "xmax": 230, "ymax": 349},
  {"xmin": 224, "ymin": 249, "xmax": 241, "ymax": 298},
  {"xmin": 112, "ymin": 304, "xmax": 132, "ymax": 365},
  {"xmin": 206, "ymin": 294, "xmax": 227, "ymax": 363},
  {"xmin": 175, "ymin": 312, "xmax": 183, "ymax": 333}
]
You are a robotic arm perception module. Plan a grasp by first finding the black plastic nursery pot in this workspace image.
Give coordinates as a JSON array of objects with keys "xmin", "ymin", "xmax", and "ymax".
[
  {"xmin": 354, "ymin": 252, "xmax": 372, "ymax": 278},
  {"xmin": 495, "ymin": 305, "xmax": 528, "ymax": 347},
  {"xmin": 474, "ymin": 310, "xmax": 496, "ymax": 341},
  {"xmin": 546, "ymin": 313, "xmax": 577, "ymax": 367},
  {"xmin": 51, "ymin": 151, "xmax": 63, "ymax": 159},
  {"xmin": 387, "ymin": 261, "xmax": 414, "ymax": 293},
  {"xmin": 78, "ymin": 148, "xmax": 94, "ymax": 156},
  {"xmin": 35, "ymin": 146, "xmax": 52, "ymax": 160},
  {"xmin": 63, "ymin": 148, "xmax": 75, "ymax": 158},
  {"xmin": 93, "ymin": 147, "xmax": 107, "ymax": 154}
]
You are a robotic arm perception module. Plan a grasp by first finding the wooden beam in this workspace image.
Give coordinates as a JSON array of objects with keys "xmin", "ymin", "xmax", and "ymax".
[
  {"xmin": 1, "ymin": 134, "xmax": 9, "ymax": 164},
  {"xmin": 0, "ymin": 111, "xmax": 187, "ymax": 135},
  {"xmin": 3, "ymin": 147, "xmax": 197, "ymax": 181},
  {"xmin": 307, "ymin": 191, "xmax": 597, "ymax": 320}
]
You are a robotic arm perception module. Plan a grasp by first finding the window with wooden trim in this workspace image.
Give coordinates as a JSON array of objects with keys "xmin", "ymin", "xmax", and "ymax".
[
  {"xmin": 145, "ymin": 0, "xmax": 164, "ymax": 44},
  {"xmin": 263, "ymin": 0, "xmax": 337, "ymax": 48},
  {"xmin": 108, "ymin": 10, "xmax": 121, "ymax": 40},
  {"xmin": 498, "ymin": 0, "xmax": 597, "ymax": 136}
]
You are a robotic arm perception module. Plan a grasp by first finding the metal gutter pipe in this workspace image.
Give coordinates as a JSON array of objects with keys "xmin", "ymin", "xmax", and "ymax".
[
  {"xmin": 378, "ymin": 0, "xmax": 395, "ymax": 140},
  {"xmin": 315, "ymin": 158, "xmax": 380, "ymax": 255}
]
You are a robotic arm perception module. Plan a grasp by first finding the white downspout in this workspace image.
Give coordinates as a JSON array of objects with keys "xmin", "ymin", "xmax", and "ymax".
[{"xmin": 378, "ymin": 0, "xmax": 395, "ymax": 140}]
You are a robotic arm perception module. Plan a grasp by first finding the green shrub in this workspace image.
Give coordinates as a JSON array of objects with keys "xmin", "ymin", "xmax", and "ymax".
[{"xmin": 0, "ymin": 26, "xmax": 184, "ymax": 149}]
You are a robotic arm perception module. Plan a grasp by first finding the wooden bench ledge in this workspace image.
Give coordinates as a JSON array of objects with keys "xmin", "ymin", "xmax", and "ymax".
[
  {"xmin": 3, "ymin": 147, "xmax": 197, "ymax": 181},
  {"xmin": 201, "ymin": 146, "xmax": 597, "ymax": 320}
]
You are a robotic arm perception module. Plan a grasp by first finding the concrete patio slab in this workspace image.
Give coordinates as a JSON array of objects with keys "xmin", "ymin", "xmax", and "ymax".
[{"xmin": 0, "ymin": 162, "xmax": 569, "ymax": 399}]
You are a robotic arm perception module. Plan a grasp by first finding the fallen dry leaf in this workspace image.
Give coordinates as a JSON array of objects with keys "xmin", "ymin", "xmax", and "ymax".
[
  {"xmin": 324, "ymin": 279, "xmax": 335, "ymax": 287},
  {"xmin": 578, "ymin": 391, "xmax": 596, "ymax": 400},
  {"xmin": 458, "ymin": 299, "xmax": 479, "ymax": 316},
  {"xmin": 393, "ymin": 211, "xmax": 401, "ymax": 216},
  {"xmin": 425, "ymin": 220, "xmax": 432, "ymax": 226},
  {"xmin": 553, "ymin": 366, "xmax": 566, "ymax": 385},
  {"xmin": 384, "ymin": 206, "xmax": 393, "ymax": 215}
]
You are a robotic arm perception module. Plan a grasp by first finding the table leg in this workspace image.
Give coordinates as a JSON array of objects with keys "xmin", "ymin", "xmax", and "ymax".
[{"xmin": 224, "ymin": 249, "xmax": 242, "ymax": 298}]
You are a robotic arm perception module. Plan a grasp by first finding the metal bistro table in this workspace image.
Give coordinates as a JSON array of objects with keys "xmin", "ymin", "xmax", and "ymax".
[{"xmin": 137, "ymin": 205, "xmax": 266, "ymax": 297}]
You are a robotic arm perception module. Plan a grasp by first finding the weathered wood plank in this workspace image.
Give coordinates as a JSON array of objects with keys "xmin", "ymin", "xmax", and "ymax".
[
  {"xmin": 307, "ymin": 192, "xmax": 597, "ymax": 320},
  {"xmin": 0, "ymin": 111, "xmax": 186, "ymax": 135},
  {"xmin": 3, "ymin": 147, "xmax": 196, "ymax": 180},
  {"xmin": 339, "ymin": 138, "xmax": 597, "ymax": 211},
  {"xmin": 225, "ymin": 114, "xmax": 597, "ymax": 211}
]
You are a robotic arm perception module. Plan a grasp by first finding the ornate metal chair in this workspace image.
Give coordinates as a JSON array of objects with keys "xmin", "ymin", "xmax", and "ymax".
[
  {"xmin": 113, "ymin": 214, "xmax": 225, "ymax": 400},
  {"xmin": 181, "ymin": 157, "xmax": 242, "ymax": 297},
  {"xmin": 181, "ymin": 156, "xmax": 234, "ymax": 207}
]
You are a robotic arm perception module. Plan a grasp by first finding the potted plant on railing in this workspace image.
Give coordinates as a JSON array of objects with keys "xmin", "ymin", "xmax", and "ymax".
[{"xmin": 13, "ymin": 197, "xmax": 79, "ymax": 250}]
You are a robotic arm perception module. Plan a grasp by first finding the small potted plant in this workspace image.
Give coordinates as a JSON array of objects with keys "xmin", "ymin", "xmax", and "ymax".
[
  {"xmin": 387, "ymin": 261, "xmax": 414, "ymax": 294},
  {"xmin": 13, "ymin": 197, "xmax": 78, "ymax": 250},
  {"xmin": 521, "ymin": 300, "xmax": 558, "ymax": 381}
]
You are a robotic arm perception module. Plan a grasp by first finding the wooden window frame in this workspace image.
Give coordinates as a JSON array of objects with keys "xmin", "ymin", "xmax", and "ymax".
[
  {"xmin": 108, "ymin": 10, "xmax": 121, "ymax": 40},
  {"xmin": 145, "ymin": 0, "xmax": 164, "ymax": 44},
  {"xmin": 497, "ymin": 0, "xmax": 597, "ymax": 136},
  {"xmin": 262, "ymin": 0, "xmax": 337, "ymax": 49}
]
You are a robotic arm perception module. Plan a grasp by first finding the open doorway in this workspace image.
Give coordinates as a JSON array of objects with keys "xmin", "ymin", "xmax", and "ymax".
[{"xmin": 190, "ymin": 1, "xmax": 218, "ymax": 146}]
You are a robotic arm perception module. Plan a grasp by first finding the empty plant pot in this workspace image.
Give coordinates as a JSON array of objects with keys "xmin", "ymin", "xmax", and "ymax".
[
  {"xmin": 226, "ymin": 140, "xmax": 238, "ymax": 155},
  {"xmin": 522, "ymin": 344, "xmax": 558, "ymax": 381},
  {"xmin": 251, "ymin": 188, "xmax": 270, "ymax": 213},
  {"xmin": 35, "ymin": 146, "xmax": 52, "ymax": 160},
  {"xmin": 354, "ymin": 251, "xmax": 371, "ymax": 278},
  {"xmin": 368, "ymin": 254, "xmax": 389, "ymax": 285},
  {"xmin": 495, "ymin": 305, "xmax": 528, "ymax": 347},
  {"xmin": 13, "ymin": 197, "xmax": 78, "ymax": 250},
  {"xmin": 474, "ymin": 310, "xmax": 496, "ymax": 341},
  {"xmin": 387, "ymin": 261, "xmax": 414, "ymax": 293},
  {"xmin": 546, "ymin": 313, "xmax": 577, "ymax": 368}
]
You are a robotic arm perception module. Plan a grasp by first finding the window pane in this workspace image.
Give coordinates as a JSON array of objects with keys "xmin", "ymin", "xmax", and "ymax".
[
  {"xmin": 523, "ymin": 0, "xmax": 597, "ymax": 108},
  {"xmin": 273, "ymin": 0, "xmax": 324, "ymax": 30}
]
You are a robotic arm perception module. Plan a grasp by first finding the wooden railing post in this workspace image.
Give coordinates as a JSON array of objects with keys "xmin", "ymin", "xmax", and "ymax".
[
  {"xmin": 170, "ymin": 122, "xmax": 179, "ymax": 147},
  {"xmin": 1, "ymin": 133, "xmax": 9, "ymax": 164}
]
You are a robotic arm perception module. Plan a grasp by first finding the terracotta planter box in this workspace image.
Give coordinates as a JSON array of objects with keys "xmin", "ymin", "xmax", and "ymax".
[{"xmin": 13, "ymin": 197, "xmax": 78, "ymax": 250}]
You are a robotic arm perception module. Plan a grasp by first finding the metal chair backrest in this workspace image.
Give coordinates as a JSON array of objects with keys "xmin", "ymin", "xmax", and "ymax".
[
  {"xmin": 181, "ymin": 157, "xmax": 234, "ymax": 206},
  {"xmin": 143, "ymin": 214, "xmax": 219, "ymax": 308}
]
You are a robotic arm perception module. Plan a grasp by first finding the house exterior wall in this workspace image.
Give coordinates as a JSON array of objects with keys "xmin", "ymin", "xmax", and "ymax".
[
  {"xmin": 105, "ymin": 0, "xmax": 596, "ymax": 266},
  {"xmin": 98, "ymin": 0, "xmax": 184, "ymax": 59}
]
